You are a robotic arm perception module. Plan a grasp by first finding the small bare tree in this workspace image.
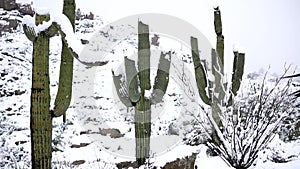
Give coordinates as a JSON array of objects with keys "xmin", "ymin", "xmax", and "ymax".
[{"xmin": 195, "ymin": 68, "xmax": 297, "ymax": 169}]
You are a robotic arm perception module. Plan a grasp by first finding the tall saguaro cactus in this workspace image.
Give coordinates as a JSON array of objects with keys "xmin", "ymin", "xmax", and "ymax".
[
  {"xmin": 23, "ymin": 1, "xmax": 100, "ymax": 168},
  {"xmin": 191, "ymin": 7, "xmax": 245, "ymax": 144},
  {"xmin": 113, "ymin": 21, "xmax": 171, "ymax": 166},
  {"xmin": 29, "ymin": 14, "xmax": 52, "ymax": 169}
]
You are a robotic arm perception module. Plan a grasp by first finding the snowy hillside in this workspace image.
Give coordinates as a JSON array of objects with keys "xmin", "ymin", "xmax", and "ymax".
[{"xmin": 0, "ymin": 7, "xmax": 300, "ymax": 169}]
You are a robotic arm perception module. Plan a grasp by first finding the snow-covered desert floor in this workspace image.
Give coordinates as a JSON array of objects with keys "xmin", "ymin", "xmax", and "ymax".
[{"xmin": 1, "ymin": 4, "xmax": 300, "ymax": 169}]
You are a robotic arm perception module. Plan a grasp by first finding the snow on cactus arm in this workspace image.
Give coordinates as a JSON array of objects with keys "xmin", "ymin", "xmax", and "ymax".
[
  {"xmin": 22, "ymin": 14, "xmax": 54, "ymax": 40},
  {"xmin": 52, "ymin": 14, "xmax": 108, "ymax": 66}
]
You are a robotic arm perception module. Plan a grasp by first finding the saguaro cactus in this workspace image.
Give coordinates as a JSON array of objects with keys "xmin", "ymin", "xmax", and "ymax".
[
  {"xmin": 191, "ymin": 7, "xmax": 245, "ymax": 144},
  {"xmin": 113, "ymin": 21, "xmax": 171, "ymax": 165},
  {"xmin": 23, "ymin": 1, "xmax": 108, "ymax": 168},
  {"xmin": 29, "ymin": 14, "xmax": 52, "ymax": 169}
]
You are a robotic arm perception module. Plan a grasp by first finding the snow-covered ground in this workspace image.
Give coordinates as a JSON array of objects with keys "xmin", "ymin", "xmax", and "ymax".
[{"xmin": 0, "ymin": 6, "xmax": 300, "ymax": 169}]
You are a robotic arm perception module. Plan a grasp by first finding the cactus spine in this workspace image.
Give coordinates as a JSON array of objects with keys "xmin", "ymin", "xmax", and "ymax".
[
  {"xmin": 113, "ymin": 21, "xmax": 171, "ymax": 165},
  {"xmin": 191, "ymin": 7, "xmax": 245, "ymax": 144}
]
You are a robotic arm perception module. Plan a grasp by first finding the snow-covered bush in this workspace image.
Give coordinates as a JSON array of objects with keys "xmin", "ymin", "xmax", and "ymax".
[
  {"xmin": 279, "ymin": 73, "xmax": 300, "ymax": 142},
  {"xmin": 195, "ymin": 70, "xmax": 298, "ymax": 169}
]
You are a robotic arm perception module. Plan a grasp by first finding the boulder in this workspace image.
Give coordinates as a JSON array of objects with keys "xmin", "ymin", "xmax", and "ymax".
[
  {"xmin": 18, "ymin": 4, "xmax": 34, "ymax": 16},
  {"xmin": 0, "ymin": 0, "xmax": 18, "ymax": 11}
]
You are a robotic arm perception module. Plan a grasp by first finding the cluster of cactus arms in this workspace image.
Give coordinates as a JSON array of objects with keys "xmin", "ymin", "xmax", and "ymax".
[
  {"xmin": 113, "ymin": 21, "xmax": 171, "ymax": 166},
  {"xmin": 23, "ymin": 0, "xmax": 107, "ymax": 168},
  {"xmin": 191, "ymin": 7, "xmax": 245, "ymax": 144}
]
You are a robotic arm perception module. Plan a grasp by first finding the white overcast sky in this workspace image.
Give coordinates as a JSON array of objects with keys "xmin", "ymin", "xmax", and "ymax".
[
  {"xmin": 29, "ymin": 0, "xmax": 300, "ymax": 74},
  {"xmin": 75, "ymin": 0, "xmax": 300, "ymax": 74}
]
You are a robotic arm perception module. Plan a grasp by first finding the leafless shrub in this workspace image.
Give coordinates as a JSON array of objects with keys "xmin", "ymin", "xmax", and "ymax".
[{"xmin": 195, "ymin": 67, "xmax": 298, "ymax": 169}]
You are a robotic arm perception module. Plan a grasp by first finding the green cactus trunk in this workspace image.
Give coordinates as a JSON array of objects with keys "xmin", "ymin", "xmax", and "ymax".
[
  {"xmin": 52, "ymin": 0, "xmax": 75, "ymax": 122},
  {"xmin": 135, "ymin": 96, "xmax": 151, "ymax": 165},
  {"xmin": 135, "ymin": 21, "xmax": 151, "ymax": 165},
  {"xmin": 30, "ymin": 14, "xmax": 52, "ymax": 169},
  {"xmin": 211, "ymin": 48, "xmax": 223, "ymax": 128}
]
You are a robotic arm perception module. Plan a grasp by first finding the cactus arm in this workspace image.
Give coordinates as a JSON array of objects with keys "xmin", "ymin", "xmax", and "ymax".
[
  {"xmin": 231, "ymin": 52, "xmax": 245, "ymax": 95},
  {"xmin": 23, "ymin": 24, "xmax": 36, "ymax": 42},
  {"xmin": 112, "ymin": 72, "xmax": 133, "ymax": 107},
  {"xmin": 228, "ymin": 52, "xmax": 245, "ymax": 106},
  {"xmin": 191, "ymin": 37, "xmax": 211, "ymax": 105},
  {"xmin": 44, "ymin": 23, "xmax": 58, "ymax": 38},
  {"xmin": 138, "ymin": 21, "xmax": 151, "ymax": 90},
  {"xmin": 151, "ymin": 51, "xmax": 171, "ymax": 104},
  {"xmin": 63, "ymin": 0, "xmax": 76, "ymax": 29},
  {"xmin": 214, "ymin": 7, "xmax": 224, "ymax": 67},
  {"xmin": 51, "ymin": 40, "xmax": 74, "ymax": 118},
  {"xmin": 30, "ymin": 14, "xmax": 52, "ymax": 169},
  {"xmin": 214, "ymin": 7, "xmax": 222, "ymax": 36},
  {"xmin": 52, "ymin": 0, "xmax": 75, "ymax": 120},
  {"xmin": 125, "ymin": 57, "xmax": 141, "ymax": 103}
]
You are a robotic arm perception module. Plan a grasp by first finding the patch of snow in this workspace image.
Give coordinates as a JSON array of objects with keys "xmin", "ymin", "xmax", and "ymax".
[
  {"xmin": 164, "ymin": 52, "xmax": 171, "ymax": 61},
  {"xmin": 22, "ymin": 15, "xmax": 35, "ymax": 28},
  {"xmin": 22, "ymin": 15, "xmax": 53, "ymax": 36},
  {"xmin": 35, "ymin": 7, "xmax": 50, "ymax": 15},
  {"xmin": 233, "ymin": 43, "xmax": 246, "ymax": 53},
  {"xmin": 144, "ymin": 89, "xmax": 152, "ymax": 99},
  {"xmin": 0, "ymin": 20, "xmax": 9, "ymax": 26}
]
